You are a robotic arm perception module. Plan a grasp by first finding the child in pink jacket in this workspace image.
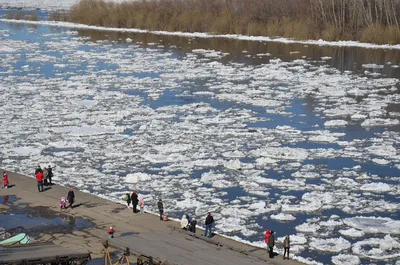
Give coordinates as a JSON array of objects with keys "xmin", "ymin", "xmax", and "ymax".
[{"xmin": 139, "ymin": 197, "xmax": 145, "ymax": 214}]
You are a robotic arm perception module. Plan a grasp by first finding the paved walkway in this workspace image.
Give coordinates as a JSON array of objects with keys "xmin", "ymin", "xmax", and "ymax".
[{"xmin": 0, "ymin": 169, "xmax": 305, "ymax": 265}]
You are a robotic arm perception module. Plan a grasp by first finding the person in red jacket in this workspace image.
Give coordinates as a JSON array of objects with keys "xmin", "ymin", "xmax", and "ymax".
[
  {"xmin": 36, "ymin": 171, "xmax": 44, "ymax": 192},
  {"xmin": 264, "ymin": 229, "xmax": 271, "ymax": 251},
  {"xmin": 3, "ymin": 172, "xmax": 9, "ymax": 189},
  {"xmin": 107, "ymin": 226, "xmax": 116, "ymax": 239}
]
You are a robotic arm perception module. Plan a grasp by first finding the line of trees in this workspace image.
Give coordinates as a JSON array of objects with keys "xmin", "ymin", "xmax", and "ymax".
[{"xmin": 60, "ymin": 0, "xmax": 400, "ymax": 44}]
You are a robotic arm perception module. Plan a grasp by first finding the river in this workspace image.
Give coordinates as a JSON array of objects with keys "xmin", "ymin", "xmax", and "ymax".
[{"xmin": 0, "ymin": 10, "xmax": 399, "ymax": 265}]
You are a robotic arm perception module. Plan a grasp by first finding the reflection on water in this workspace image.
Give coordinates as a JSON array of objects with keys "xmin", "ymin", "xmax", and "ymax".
[{"xmin": 76, "ymin": 28, "xmax": 400, "ymax": 78}]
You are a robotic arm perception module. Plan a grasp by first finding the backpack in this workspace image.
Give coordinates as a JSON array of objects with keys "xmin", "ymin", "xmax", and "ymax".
[{"xmin": 124, "ymin": 194, "xmax": 130, "ymax": 201}]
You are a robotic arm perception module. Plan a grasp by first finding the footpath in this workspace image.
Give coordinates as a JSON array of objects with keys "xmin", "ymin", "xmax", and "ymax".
[{"xmin": 0, "ymin": 169, "xmax": 305, "ymax": 265}]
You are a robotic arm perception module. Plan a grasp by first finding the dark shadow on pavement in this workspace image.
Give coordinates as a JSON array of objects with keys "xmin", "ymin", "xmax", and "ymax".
[
  {"xmin": 72, "ymin": 203, "xmax": 83, "ymax": 209},
  {"xmin": 119, "ymin": 232, "xmax": 139, "ymax": 237}
]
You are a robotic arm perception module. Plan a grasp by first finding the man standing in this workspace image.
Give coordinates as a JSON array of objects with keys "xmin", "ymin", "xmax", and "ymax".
[
  {"xmin": 47, "ymin": 165, "xmax": 53, "ymax": 185},
  {"xmin": 35, "ymin": 165, "xmax": 42, "ymax": 174},
  {"xmin": 157, "ymin": 198, "xmax": 164, "ymax": 220},
  {"xmin": 35, "ymin": 170, "xmax": 44, "ymax": 192},
  {"xmin": 131, "ymin": 190, "xmax": 138, "ymax": 213},
  {"xmin": 67, "ymin": 188, "xmax": 75, "ymax": 208},
  {"xmin": 204, "ymin": 212, "xmax": 214, "ymax": 238},
  {"xmin": 268, "ymin": 231, "xmax": 275, "ymax": 258}
]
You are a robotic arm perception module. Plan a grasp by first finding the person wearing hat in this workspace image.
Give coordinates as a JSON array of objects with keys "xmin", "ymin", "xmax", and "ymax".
[
  {"xmin": 107, "ymin": 226, "xmax": 116, "ymax": 239},
  {"xmin": 157, "ymin": 198, "xmax": 164, "ymax": 221},
  {"xmin": 189, "ymin": 217, "xmax": 197, "ymax": 233},
  {"xmin": 268, "ymin": 231, "xmax": 275, "ymax": 258}
]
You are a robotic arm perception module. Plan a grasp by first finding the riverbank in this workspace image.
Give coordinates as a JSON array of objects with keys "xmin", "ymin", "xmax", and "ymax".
[
  {"xmin": 63, "ymin": 0, "xmax": 400, "ymax": 45},
  {"xmin": 0, "ymin": 169, "xmax": 306, "ymax": 265}
]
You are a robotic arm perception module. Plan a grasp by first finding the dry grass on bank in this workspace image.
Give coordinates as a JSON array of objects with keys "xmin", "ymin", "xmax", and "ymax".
[
  {"xmin": 6, "ymin": 11, "xmax": 38, "ymax": 21},
  {"xmin": 56, "ymin": 0, "xmax": 400, "ymax": 44}
]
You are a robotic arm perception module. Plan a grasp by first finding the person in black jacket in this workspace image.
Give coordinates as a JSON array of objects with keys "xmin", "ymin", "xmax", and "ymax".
[
  {"xmin": 47, "ymin": 165, "xmax": 53, "ymax": 185},
  {"xmin": 131, "ymin": 190, "xmax": 138, "ymax": 213},
  {"xmin": 35, "ymin": 165, "xmax": 42, "ymax": 174},
  {"xmin": 67, "ymin": 188, "xmax": 75, "ymax": 209},
  {"xmin": 204, "ymin": 212, "xmax": 214, "ymax": 238},
  {"xmin": 268, "ymin": 231, "xmax": 275, "ymax": 258},
  {"xmin": 157, "ymin": 199, "xmax": 164, "ymax": 220},
  {"xmin": 189, "ymin": 218, "xmax": 197, "ymax": 233}
]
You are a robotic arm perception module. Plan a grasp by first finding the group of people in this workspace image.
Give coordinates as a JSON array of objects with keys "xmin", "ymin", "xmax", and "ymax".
[
  {"xmin": 3, "ymin": 169, "xmax": 291, "ymax": 260},
  {"xmin": 35, "ymin": 165, "xmax": 54, "ymax": 192},
  {"xmin": 124, "ymin": 192, "xmax": 215, "ymax": 238},
  {"xmin": 60, "ymin": 188, "xmax": 75, "ymax": 209},
  {"xmin": 180, "ymin": 211, "xmax": 215, "ymax": 238},
  {"xmin": 124, "ymin": 189, "xmax": 291, "ymax": 259},
  {"xmin": 265, "ymin": 229, "xmax": 290, "ymax": 259},
  {"xmin": 124, "ymin": 190, "xmax": 144, "ymax": 213},
  {"xmin": 180, "ymin": 214, "xmax": 198, "ymax": 233}
]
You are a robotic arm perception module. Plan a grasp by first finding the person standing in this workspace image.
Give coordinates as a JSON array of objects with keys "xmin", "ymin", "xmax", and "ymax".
[
  {"xmin": 181, "ymin": 214, "xmax": 189, "ymax": 230},
  {"xmin": 204, "ymin": 212, "xmax": 214, "ymax": 238},
  {"xmin": 264, "ymin": 229, "xmax": 271, "ymax": 252},
  {"xmin": 268, "ymin": 231, "xmax": 275, "ymax": 258},
  {"xmin": 35, "ymin": 170, "xmax": 44, "ymax": 192},
  {"xmin": 107, "ymin": 226, "xmax": 116, "ymax": 239},
  {"xmin": 47, "ymin": 165, "xmax": 53, "ymax": 185},
  {"xmin": 131, "ymin": 190, "xmax": 138, "ymax": 213},
  {"xmin": 189, "ymin": 218, "xmax": 197, "ymax": 233},
  {"xmin": 139, "ymin": 197, "xmax": 145, "ymax": 214},
  {"xmin": 283, "ymin": 235, "xmax": 290, "ymax": 259},
  {"xmin": 3, "ymin": 172, "xmax": 9, "ymax": 189},
  {"xmin": 35, "ymin": 165, "xmax": 42, "ymax": 174},
  {"xmin": 124, "ymin": 193, "xmax": 131, "ymax": 207},
  {"xmin": 157, "ymin": 199, "xmax": 164, "ymax": 221},
  {"xmin": 67, "ymin": 188, "xmax": 75, "ymax": 208},
  {"xmin": 43, "ymin": 167, "xmax": 49, "ymax": 186}
]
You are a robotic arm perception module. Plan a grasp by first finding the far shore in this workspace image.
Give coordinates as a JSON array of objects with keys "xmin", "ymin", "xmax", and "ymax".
[{"xmin": 1, "ymin": 18, "xmax": 400, "ymax": 51}]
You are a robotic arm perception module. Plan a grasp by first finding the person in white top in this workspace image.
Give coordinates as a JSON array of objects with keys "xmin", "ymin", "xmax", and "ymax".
[{"xmin": 181, "ymin": 214, "xmax": 189, "ymax": 230}]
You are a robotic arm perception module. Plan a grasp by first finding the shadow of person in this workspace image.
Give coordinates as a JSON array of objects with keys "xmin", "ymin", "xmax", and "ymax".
[
  {"xmin": 43, "ymin": 187, "xmax": 52, "ymax": 192},
  {"xmin": 7, "ymin": 184, "xmax": 15, "ymax": 189},
  {"xmin": 72, "ymin": 203, "xmax": 83, "ymax": 209}
]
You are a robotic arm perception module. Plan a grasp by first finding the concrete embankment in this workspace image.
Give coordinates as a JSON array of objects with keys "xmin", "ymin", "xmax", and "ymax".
[{"xmin": 0, "ymin": 169, "xmax": 304, "ymax": 265}]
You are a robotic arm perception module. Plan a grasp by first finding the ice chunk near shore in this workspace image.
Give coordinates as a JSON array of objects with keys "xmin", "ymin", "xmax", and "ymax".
[
  {"xmin": 310, "ymin": 237, "xmax": 351, "ymax": 252},
  {"xmin": 338, "ymin": 228, "xmax": 365, "ymax": 238},
  {"xmin": 124, "ymin": 172, "xmax": 152, "ymax": 183},
  {"xmin": 270, "ymin": 213, "xmax": 296, "ymax": 221},
  {"xmin": 331, "ymin": 254, "xmax": 360, "ymax": 265},
  {"xmin": 352, "ymin": 235, "xmax": 400, "ymax": 260},
  {"xmin": 344, "ymin": 216, "xmax": 400, "ymax": 234},
  {"xmin": 295, "ymin": 222, "xmax": 320, "ymax": 233}
]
